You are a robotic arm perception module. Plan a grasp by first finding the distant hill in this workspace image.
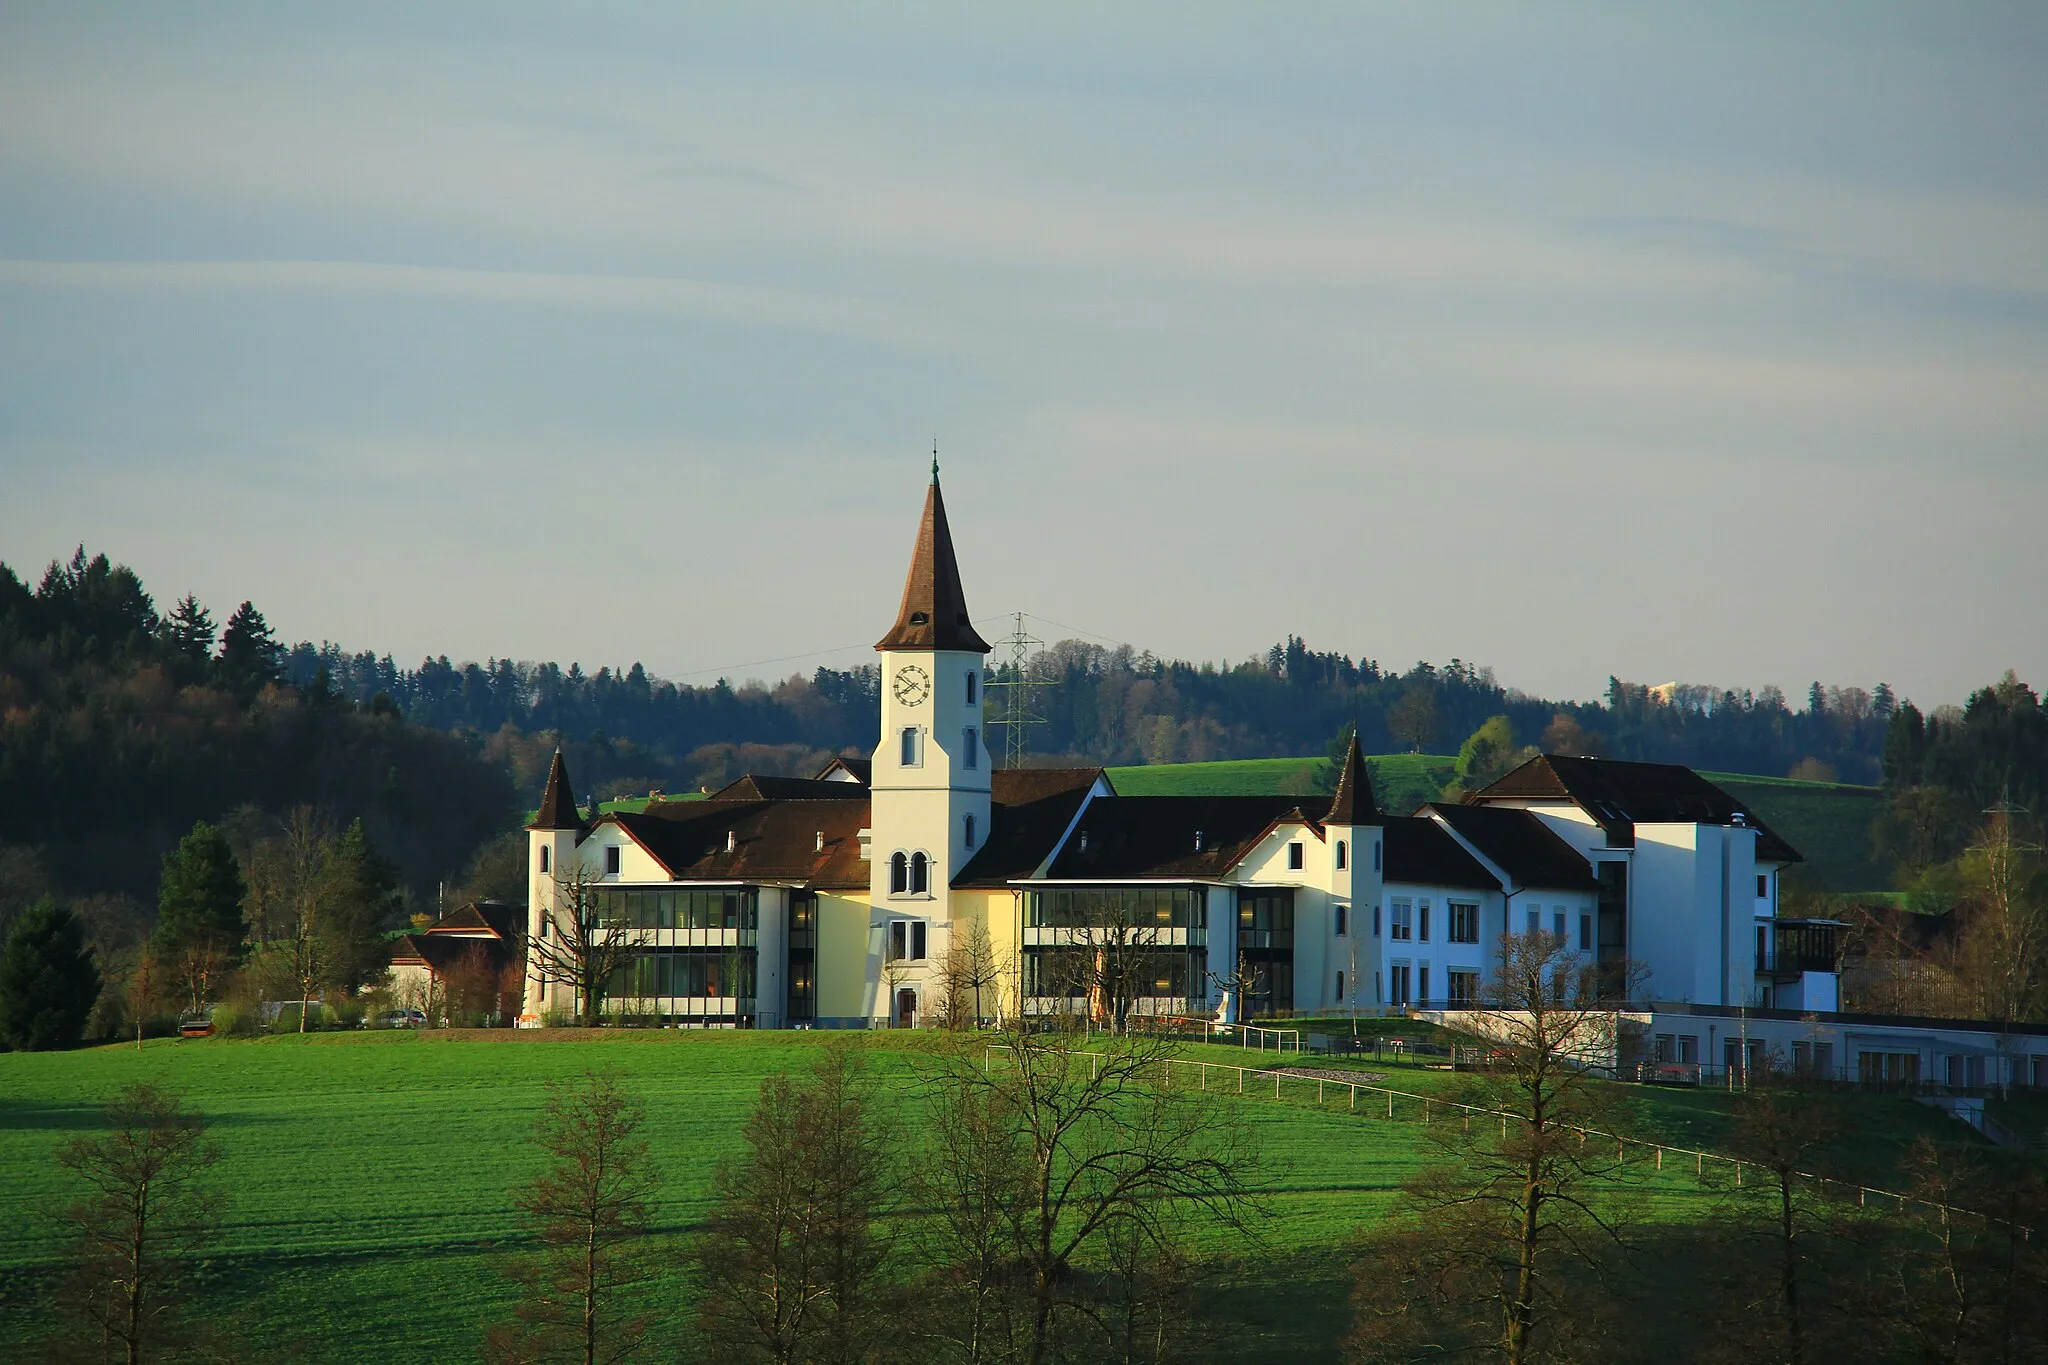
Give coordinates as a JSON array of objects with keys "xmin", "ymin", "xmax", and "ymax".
[{"xmin": 1107, "ymin": 754, "xmax": 1457, "ymax": 817}]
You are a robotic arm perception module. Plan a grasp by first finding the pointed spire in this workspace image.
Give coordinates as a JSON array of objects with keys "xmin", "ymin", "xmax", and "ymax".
[
  {"xmin": 1325, "ymin": 732, "xmax": 1382, "ymax": 826},
  {"xmin": 876, "ymin": 464, "xmax": 992, "ymax": 653},
  {"xmin": 528, "ymin": 748, "xmax": 584, "ymax": 830}
]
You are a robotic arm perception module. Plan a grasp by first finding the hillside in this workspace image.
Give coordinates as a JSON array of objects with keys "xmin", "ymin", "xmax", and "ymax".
[
  {"xmin": 0, "ymin": 1031, "xmax": 1977, "ymax": 1362},
  {"xmin": 1108, "ymin": 753, "xmax": 1456, "ymax": 815},
  {"xmin": 1703, "ymin": 772, "xmax": 1891, "ymax": 893}
]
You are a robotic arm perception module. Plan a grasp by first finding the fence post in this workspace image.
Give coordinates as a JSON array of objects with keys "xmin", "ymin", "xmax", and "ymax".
[
  {"xmin": 1388, "ymin": 1092, "xmax": 1394, "ymax": 1119},
  {"xmin": 1656, "ymin": 1147, "xmax": 1663, "ymax": 1171},
  {"xmin": 1201, "ymin": 1063, "xmax": 1208, "ymax": 1091},
  {"xmin": 1319, "ymin": 1079, "xmax": 1325, "ymax": 1105},
  {"xmin": 1275, "ymin": 1072, "xmax": 1281, "ymax": 1099},
  {"xmin": 1350, "ymin": 1085, "xmax": 1356, "ymax": 1112},
  {"xmin": 1238, "ymin": 1068, "xmax": 1244, "ymax": 1095},
  {"xmin": 1697, "ymin": 1153, "xmax": 1703, "ymax": 1178}
]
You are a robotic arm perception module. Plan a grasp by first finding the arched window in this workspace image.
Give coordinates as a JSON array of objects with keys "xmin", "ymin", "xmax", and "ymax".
[
  {"xmin": 539, "ymin": 845, "xmax": 551, "ymax": 873},
  {"xmin": 1336, "ymin": 839, "xmax": 1347, "ymax": 870},
  {"xmin": 964, "ymin": 813, "xmax": 977, "ymax": 849},
  {"xmin": 963, "ymin": 727, "xmax": 979, "ymax": 769},
  {"xmin": 910, "ymin": 851, "xmax": 929, "ymax": 895},
  {"xmin": 965, "ymin": 672, "xmax": 977, "ymax": 705},
  {"xmin": 889, "ymin": 852, "xmax": 909, "ymax": 895}
]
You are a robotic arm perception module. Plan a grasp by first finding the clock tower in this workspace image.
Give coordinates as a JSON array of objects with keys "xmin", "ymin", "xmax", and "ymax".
[{"xmin": 869, "ymin": 461, "xmax": 993, "ymax": 980}]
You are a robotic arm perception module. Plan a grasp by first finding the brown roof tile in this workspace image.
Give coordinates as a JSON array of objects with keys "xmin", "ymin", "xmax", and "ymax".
[
  {"xmin": 875, "ymin": 471, "xmax": 991, "ymax": 653},
  {"xmin": 527, "ymin": 750, "xmax": 583, "ymax": 831}
]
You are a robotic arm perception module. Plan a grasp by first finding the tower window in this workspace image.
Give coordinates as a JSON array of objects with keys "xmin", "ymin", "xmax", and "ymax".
[
  {"xmin": 1334, "ymin": 903, "xmax": 1348, "ymax": 936},
  {"xmin": 539, "ymin": 845, "xmax": 550, "ymax": 874},
  {"xmin": 890, "ymin": 852, "xmax": 908, "ymax": 895},
  {"xmin": 963, "ymin": 727, "xmax": 979, "ymax": 769},
  {"xmin": 1373, "ymin": 839, "xmax": 1381, "ymax": 873},
  {"xmin": 964, "ymin": 813, "xmax": 977, "ymax": 850},
  {"xmin": 1336, "ymin": 839, "xmax": 1347, "ymax": 870},
  {"xmin": 910, "ymin": 851, "xmax": 930, "ymax": 895},
  {"xmin": 900, "ymin": 727, "xmax": 921, "ymax": 767},
  {"xmin": 966, "ymin": 672, "xmax": 977, "ymax": 705}
]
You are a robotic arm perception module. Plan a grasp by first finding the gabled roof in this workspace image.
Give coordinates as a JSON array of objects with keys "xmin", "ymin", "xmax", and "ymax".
[
  {"xmin": 1384, "ymin": 817, "xmax": 1501, "ymax": 891},
  {"xmin": 1472, "ymin": 754, "xmax": 1801, "ymax": 863},
  {"xmin": 1045, "ymin": 795, "xmax": 1316, "ymax": 880},
  {"xmin": 605, "ymin": 796, "xmax": 873, "ymax": 890},
  {"xmin": 1325, "ymin": 734, "xmax": 1382, "ymax": 826},
  {"xmin": 875, "ymin": 470, "xmax": 991, "ymax": 653},
  {"xmin": 954, "ymin": 768, "xmax": 1107, "ymax": 887},
  {"xmin": 389, "ymin": 930, "xmax": 517, "ymax": 975},
  {"xmin": 1425, "ymin": 803, "xmax": 1601, "ymax": 892},
  {"xmin": 812, "ymin": 756, "xmax": 872, "ymax": 786},
  {"xmin": 527, "ymin": 749, "xmax": 583, "ymax": 831},
  {"xmin": 710, "ymin": 775, "xmax": 873, "ymax": 802},
  {"xmin": 426, "ymin": 901, "xmax": 520, "ymax": 940}
]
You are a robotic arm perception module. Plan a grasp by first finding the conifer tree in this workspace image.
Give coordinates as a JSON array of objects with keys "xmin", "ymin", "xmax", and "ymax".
[
  {"xmin": 215, "ymin": 600, "xmax": 281, "ymax": 695},
  {"xmin": 160, "ymin": 593, "xmax": 216, "ymax": 676},
  {"xmin": 0, "ymin": 896, "xmax": 102, "ymax": 1050},
  {"xmin": 152, "ymin": 823, "xmax": 248, "ymax": 1015},
  {"xmin": 315, "ymin": 818, "xmax": 400, "ymax": 992}
]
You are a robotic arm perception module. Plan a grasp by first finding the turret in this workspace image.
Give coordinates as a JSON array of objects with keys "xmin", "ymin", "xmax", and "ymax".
[{"xmin": 522, "ymin": 748, "xmax": 584, "ymax": 1022}]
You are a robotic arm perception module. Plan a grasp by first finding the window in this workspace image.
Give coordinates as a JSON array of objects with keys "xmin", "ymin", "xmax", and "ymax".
[
  {"xmin": 1390, "ymin": 901, "xmax": 1412, "ymax": 942},
  {"xmin": 539, "ymin": 845, "xmax": 550, "ymax": 874},
  {"xmin": 604, "ymin": 845, "xmax": 621, "ymax": 877},
  {"xmin": 1335, "ymin": 970, "xmax": 1346, "ymax": 1002},
  {"xmin": 1373, "ymin": 839, "xmax": 1381, "ymax": 872},
  {"xmin": 1449, "ymin": 902, "xmax": 1479, "ymax": 944},
  {"xmin": 910, "ymin": 852, "xmax": 930, "ymax": 895},
  {"xmin": 1553, "ymin": 911, "xmax": 1566, "ymax": 940},
  {"xmin": 539, "ymin": 913, "xmax": 549, "ymax": 939},
  {"xmin": 1579, "ymin": 914, "xmax": 1593, "ymax": 952},
  {"xmin": 1418, "ymin": 902, "xmax": 1431, "ymax": 943},
  {"xmin": 1448, "ymin": 969, "xmax": 1478, "ymax": 1005},
  {"xmin": 1655, "ymin": 1033, "xmax": 1675, "ymax": 1063},
  {"xmin": 1333, "ymin": 904, "xmax": 1348, "ymax": 937},
  {"xmin": 1677, "ymin": 1035, "xmax": 1699, "ymax": 1064},
  {"xmin": 889, "ymin": 852, "xmax": 908, "ymax": 895},
  {"xmin": 1418, "ymin": 966, "xmax": 1430, "ymax": 1005},
  {"xmin": 1336, "ymin": 839, "xmax": 1348, "ymax": 870},
  {"xmin": 913, "ymin": 920, "xmax": 928, "ymax": 961},
  {"xmin": 1526, "ymin": 908, "xmax": 1541, "ymax": 936},
  {"xmin": 900, "ymin": 727, "xmax": 921, "ymax": 767},
  {"xmin": 966, "ymin": 672, "xmax": 977, "ymax": 705},
  {"xmin": 1390, "ymin": 963, "xmax": 1410, "ymax": 1006},
  {"xmin": 1373, "ymin": 905, "xmax": 1381, "ymax": 937},
  {"xmin": 1287, "ymin": 841, "xmax": 1304, "ymax": 871},
  {"xmin": 1757, "ymin": 874, "xmax": 1769, "ymax": 899},
  {"xmin": 964, "ymin": 813, "xmax": 977, "ymax": 850},
  {"xmin": 963, "ymin": 727, "xmax": 979, "ymax": 769},
  {"xmin": 887, "ymin": 921, "xmax": 929, "ymax": 962}
]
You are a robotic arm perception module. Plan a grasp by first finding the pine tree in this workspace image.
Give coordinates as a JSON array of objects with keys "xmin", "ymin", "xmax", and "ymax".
[
  {"xmin": 316, "ymin": 819, "xmax": 400, "ymax": 993},
  {"xmin": 215, "ymin": 600, "xmax": 281, "ymax": 695},
  {"xmin": 0, "ymin": 897, "xmax": 102, "ymax": 1050},
  {"xmin": 160, "ymin": 593, "xmax": 216, "ymax": 674},
  {"xmin": 153, "ymin": 823, "xmax": 248, "ymax": 1015}
]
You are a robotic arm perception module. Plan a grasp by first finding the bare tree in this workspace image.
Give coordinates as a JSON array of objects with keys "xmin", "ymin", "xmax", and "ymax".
[
  {"xmin": 696, "ymin": 1043, "xmax": 896, "ymax": 1365},
  {"xmin": 1206, "ymin": 956, "xmax": 1266, "ymax": 1028},
  {"xmin": 1956, "ymin": 805, "xmax": 2048, "ymax": 1026},
  {"xmin": 1042, "ymin": 900, "xmax": 1173, "ymax": 1035},
  {"xmin": 927, "ymin": 1021, "xmax": 1263, "ymax": 1365},
  {"xmin": 913, "ymin": 1068, "xmax": 1031, "ymax": 1364},
  {"xmin": 940, "ymin": 918, "xmax": 1006, "ymax": 1030},
  {"xmin": 485, "ymin": 1072, "xmax": 662, "ymax": 1365},
  {"xmin": 1348, "ymin": 932, "xmax": 1643, "ymax": 1365},
  {"xmin": 49, "ymin": 1083, "xmax": 224, "ymax": 1365},
  {"xmin": 524, "ymin": 864, "xmax": 644, "ymax": 1028}
]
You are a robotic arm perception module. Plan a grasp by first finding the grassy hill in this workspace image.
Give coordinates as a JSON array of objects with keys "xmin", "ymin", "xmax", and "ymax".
[
  {"xmin": 0, "ymin": 1030, "xmax": 1977, "ymax": 1361},
  {"xmin": 1703, "ymin": 772, "xmax": 1891, "ymax": 894},
  {"xmin": 1109, "ymin": 753, "xmax": 1456, "ymax": 815}
]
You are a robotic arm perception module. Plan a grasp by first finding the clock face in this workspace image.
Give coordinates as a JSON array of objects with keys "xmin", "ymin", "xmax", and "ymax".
[{"xmin": 892, "ymin": 664, "xmax": 932, "ymax": 706}]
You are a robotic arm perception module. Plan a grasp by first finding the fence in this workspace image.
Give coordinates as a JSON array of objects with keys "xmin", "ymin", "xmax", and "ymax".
[
  {"xmin": 1132, "ymin": 1014, "xmax": 1302, "ymax": 1053},
  {"xmin": 978, "ymin": 1042, "xmax": 2020, "ymax": 1233}
]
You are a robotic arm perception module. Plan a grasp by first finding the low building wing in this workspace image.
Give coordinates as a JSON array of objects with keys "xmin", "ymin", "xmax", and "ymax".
[{"xmin": 609, "ymin": 796, "xmax": 873, "ymax": 889}]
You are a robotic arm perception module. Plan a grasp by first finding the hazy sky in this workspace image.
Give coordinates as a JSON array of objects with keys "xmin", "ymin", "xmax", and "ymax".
[{"xmin": 3, "ymin": 3, "xmax": 2044, "ymax": 707}]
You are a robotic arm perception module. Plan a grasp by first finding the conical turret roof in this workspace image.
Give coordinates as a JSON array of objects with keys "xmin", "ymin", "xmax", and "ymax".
[
  {"xmin": 527, "ymin": 749, "xmax": 584, "ymax": 830},
  {"xmin": 1325, "ymin": 732, "xmax": 1382, "ymax": 826},
  {"xmin": 876, "ymin": 467, "xmax": 991, "ymax": 653}
]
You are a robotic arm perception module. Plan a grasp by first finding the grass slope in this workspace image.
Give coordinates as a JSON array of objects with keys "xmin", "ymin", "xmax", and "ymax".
[
  {"xmin": 1702, "ymin": 772, "xmax": 1891, "ymax": 893},
  {"xmin": 0, "ymin": 1032, "xmax": 1975, "ymax": 1362},
  {"xmin": 1109, "ymin": 754, "xmax": 1456, "ymax": 815}
]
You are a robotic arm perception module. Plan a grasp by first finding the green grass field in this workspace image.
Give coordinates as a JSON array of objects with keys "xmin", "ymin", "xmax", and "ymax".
[
  {"xmin": 0, "ymin": 1030, "xmax": 1982, "ymax": 1362},
  {"xmin": 1108, "ymin": 754, "xmax": 1456, "ymax": 815},
  {"xmin": 1703, "ymin": 772, "xmax": 1891, "ymax": 893}
]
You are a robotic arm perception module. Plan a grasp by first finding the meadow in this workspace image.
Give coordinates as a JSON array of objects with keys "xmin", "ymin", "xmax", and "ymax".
[
  {"xmin": 1108, "ymin": 753, "xmax": 1456, "ymax": 815},
  {"xmin": 0, "ymin": 1029, "xmax": 1977, "ymax": 1362}
]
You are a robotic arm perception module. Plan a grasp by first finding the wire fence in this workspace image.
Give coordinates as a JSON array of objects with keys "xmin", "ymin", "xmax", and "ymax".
[{"xmin": 977, "ymin": 1041, "xmax": 2022, "ymax": 1235}]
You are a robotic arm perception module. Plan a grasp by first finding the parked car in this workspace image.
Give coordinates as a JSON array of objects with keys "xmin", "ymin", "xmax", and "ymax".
[
  {"xmin": 377, "ymin": 1009, "xmax": 428, "ymax": 1029},
  {"xmin": 177, "ymin": 1015, "xmax": 215, "ymax": 1038}
]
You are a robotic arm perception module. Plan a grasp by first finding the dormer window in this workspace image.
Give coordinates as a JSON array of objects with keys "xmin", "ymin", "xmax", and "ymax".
[{"xmin": 909, "ymin": 611, "xmax": 929, "ymax": 626}]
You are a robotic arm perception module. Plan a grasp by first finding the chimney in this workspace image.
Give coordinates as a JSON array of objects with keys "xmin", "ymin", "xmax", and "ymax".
[
  {"xmin": 1194, "ymin": 829, "xmax": 1204, "ymax": 852},
  {"xmin": 815, "ymin": 831, "xmax": 825, "ymax": 853},
  {"xmin": 1079, "ymin": 831, "xmax": 1090, "ymax": 852},
  {"xmin": 724, "ymin": 830, "xmax": 737, "ymax": 854}
]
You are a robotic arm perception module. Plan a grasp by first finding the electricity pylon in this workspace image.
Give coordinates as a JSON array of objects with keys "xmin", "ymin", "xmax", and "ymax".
[{"xmin": 984, "ymin": 612, "xmax": 1047, "ymax": 770}]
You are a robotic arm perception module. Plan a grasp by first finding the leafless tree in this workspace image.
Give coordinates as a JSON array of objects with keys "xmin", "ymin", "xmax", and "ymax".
[
  {"xmin": 485, "ymin": 1072, "xmax": 662, "ymax": 1365},
  {"xmin": 696, "ymin": 1043, "xmax": 896, "ymax": 1365},
  {"xmin": 1040, "ymin": 900, "xmax": 1173, "ymax": 1035},
  {"xmin": 48, "ymin": 1083, "xmax": 224, "ymax": 1365},
  {"xmin": 939, "ymin": 918, "xmax": 1006, "ymax": 1030},
  {"xmin": 1348, "ymin": 932, "xmax": 1644, "ymax": 1365},
  {"xmin": 524, "ymin": 864, "xmax": 644, "ymax": 1028},
  {"xmin": 1205, "ymin": 956, "xmax": 1266, "ymax": 1028},
  {"xmin": 1955, "ymin": 805, "xmax": 2048, "ymax": 1026},
  {"xmin": 927, "ymin": 1021, "xmax": 1263, "ymax": 1365}
]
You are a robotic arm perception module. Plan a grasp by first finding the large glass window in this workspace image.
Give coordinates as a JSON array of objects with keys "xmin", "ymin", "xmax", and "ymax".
[
  {"xmin": 787, "ymin": 893, "xmax": 816, "ymax": 1023},
  {"xmin": 1448, "ymin": 902, "xmax": 1479, "ymax": 944},
  {"xmin": 1390, "ymin": 900, "xmax": 1412, "ymax": 942},
  {"xmin": 591, "ymin": 887, "xmax": 760, "ymax": 933},
  {"xmin": 608, "ymin": 949, "xmax": 758, "ymax": 1001},
  {"xmin": 1026, "ymin": 887, "xmax": 1207, "ymax": 935}
]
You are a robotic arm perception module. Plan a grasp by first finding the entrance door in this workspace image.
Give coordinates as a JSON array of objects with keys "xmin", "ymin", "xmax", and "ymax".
[{"xmin": 895, "ymin": 988, "xmax": 918, "ymax": 1029}]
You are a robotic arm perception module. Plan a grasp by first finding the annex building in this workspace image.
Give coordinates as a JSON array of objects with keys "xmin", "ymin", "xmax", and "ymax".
[{"xmin": 509, "ymin": 467, "xmax": 1943, "ymax": 1073}]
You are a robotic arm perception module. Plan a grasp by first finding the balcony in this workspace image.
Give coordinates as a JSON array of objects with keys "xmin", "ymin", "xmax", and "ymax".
[{"xmin": 1756, "ymin": 918, "xmax": 1840, "ymax": 980}]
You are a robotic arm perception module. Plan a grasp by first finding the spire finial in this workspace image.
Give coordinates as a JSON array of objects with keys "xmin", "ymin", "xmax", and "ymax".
[{"xmin": 931, "ymin": 437, "xmax": 940, "ymax": 484}]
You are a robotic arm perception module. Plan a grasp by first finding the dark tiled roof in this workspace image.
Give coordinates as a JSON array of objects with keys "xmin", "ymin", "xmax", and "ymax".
[
  {"xmin": 812, "ymin": 756, "xmax": 872, "ymax": 786},
  {"xmin": 1473, "ymin": 755, "xmax": 1801, "ymax": 863},
  {"xmin": 428, "ymin": 901, "xmax": 520, "ymax": 939},
  {"xmin": 1046, "ymin": 795, "xmax": 1318, "ymax": 880},
  {"xmin": 609, "ymin": 796, "xmax": 873, "ymax": 890},
  {"xmin": 875, "ymin": 472, "xmax": 992, "ymax": 653},
  {"xmin": 527, "ymin": 749, "xmax": 583, "ymax": 830},
  {"xmin": 389, "ymin": 931, "xmax": 517, "ymax": 975},
  {"xmin": 1383, "ymin": 817, "xmax": 1500, "ymax": 891},
  {"xmin": 1325, "ymin": 734, "xmax": 1382, "ymax": 826},
  {"xmin": 954, "ymin": 769, "xmax": 1106, "ymax": 887},
  {"xmin": 1426, "ymin": 803, "xmax": 1601, "ymax": 892},
  {"xmin": 710, "ymin": 775, "xmax": 874, "ymax": 802}
]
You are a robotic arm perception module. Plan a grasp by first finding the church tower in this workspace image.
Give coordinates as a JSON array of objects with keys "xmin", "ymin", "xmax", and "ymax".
[
  {"xmin": 522, "ymin": 748, "xmax": 584, "ymax": 1023},
  {"xmin": 869, "ymin": 463, "xmax": 992, "ymax": 993}
]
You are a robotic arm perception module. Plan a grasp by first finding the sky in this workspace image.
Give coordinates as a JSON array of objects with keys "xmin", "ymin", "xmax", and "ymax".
[{"xmin": 2, "ymin": 3, "xmax": 2044, "ymax": 708}]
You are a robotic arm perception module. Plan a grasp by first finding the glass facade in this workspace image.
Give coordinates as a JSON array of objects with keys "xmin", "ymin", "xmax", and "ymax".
[
  {"xmin": 787, "ymin": 892, "xmax": 816, "ymax": 1023},
  {"xmin": 1021, "ymin": 886, "xmax": 1209, "ymax": 1013},
  {"xmin": 608, "ymin": 950, "xmax": 757, "ymax": 1001},
  {"xmin": 1026, "ymin": 887, "xmax": 1206, "ymax": 933},
  {"xmin": 1237, "ymin": 888, "xmax": 1295, "ymax": 1016},
  {"xmin": 591, "ymin": 887, "xmax": 759, "ymax": 934}
]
